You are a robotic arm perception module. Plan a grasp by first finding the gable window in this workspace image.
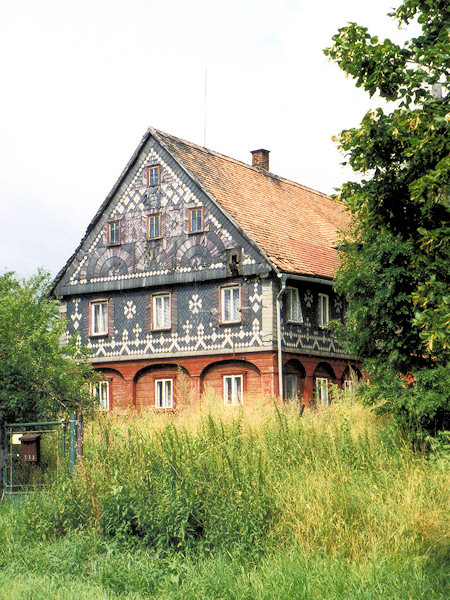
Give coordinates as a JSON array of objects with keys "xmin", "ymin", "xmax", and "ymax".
[
  {"xmin": 189, "ymin": 207, "xmax": 204, "ymax": 233},
  {"xmin": 285, "ymin": 375, "xmax": 298, "ymax": 402},
  {"xmin": 90, "ymin": 300, "xmax": 108, "ymax": 336},
  {"xmin": 91, "ymin": 380, "xmax": 110, "ymax": 411},
  {"xmin": 318, "ymin": 293, "xmax": 330, "ymax": 328},
  {"xmin": 147, "ymin": 165, "xmax": 160, "ymax": 187},
  {"xmin": 287, "ymin": 287, "xmax": 303, "ymax": 323},
  {"xmin": 221, "ymin": 286, "xmax": 241, "ymax": 323},
  {"xmin": 107, "ymin": 220, "xmax": 120, "ymax": 245},
  {"xmin": 147, "ymin": 214, "xmax": 161, "ymax": 239},
  {"xmin": 223, "ymin": 375, "xmax": 243, "ymax": 406},
  {"xmin": 155, "ymin": 378, "xmax": 173, "ymax": 408},
  {"xmin": 152, "ymin": 293, "xmax": 171, "ymax": 330},
  {"xmin": 316, "ymin": 377, "xmax": 329, "ymax": 406}
]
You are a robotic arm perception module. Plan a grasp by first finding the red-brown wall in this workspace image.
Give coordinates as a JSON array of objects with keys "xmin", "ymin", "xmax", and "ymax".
[{"xmin": 93, "ymin": 351, "xmax": 360, "ymax": 412}]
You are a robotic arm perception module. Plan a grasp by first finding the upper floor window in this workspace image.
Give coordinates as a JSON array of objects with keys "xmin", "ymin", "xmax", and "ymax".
[
  {"xmin": 223, "ymin": 374, "xmax": 243, "ymax": 406},
  {"xmin": 147, "ymin": 214, "xmax": 161, "ymax": 239},
  {"xmin": 152, "ymin": 293, "xmax": 171, "ymax": 330},
  {"xmin": 91, "ymin": 380, "xmax": 110, "ymax": 411},
  {"xmin": 90, "ymin": 300, "xmax": 108, "ymax": 336},
  {"xmin": 221, "ymin": 285, "xmax": 241, "ymax": 323},
  {"xmin": 287, "ymin": 287, "xmax": 303, "ymax": 323},
  {"xmin": 107, "ymin": 221, "xmax": 120, "ymax": 245},
  {"xmin": 316, "ymin": 377, "xmax": 329, "ymax": 406},
  {"xmin": 155, "ymin": 378, "xmax": 173, "ymax": 409},
  {"xmin": 147, "ymin": 165, "xmax": 161, "ymax": 187},
  {"xmin": 189, "ymin": 207, "xmax": 204, "ymax": 233},
  {"xmin": 318, "ymin": 293, "xmax": 330, "ymax": 328}
]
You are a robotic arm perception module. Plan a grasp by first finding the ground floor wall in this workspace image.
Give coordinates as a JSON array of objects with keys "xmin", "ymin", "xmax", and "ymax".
[{"xmin": 92, "ymin": 351, "xmax": 361, "ymax": 412}]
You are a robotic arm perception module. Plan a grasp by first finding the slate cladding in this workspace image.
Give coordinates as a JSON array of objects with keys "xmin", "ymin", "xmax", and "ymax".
[{"xmin": 52, "ymin": 127, "xmax": 358, "ymax": 408}]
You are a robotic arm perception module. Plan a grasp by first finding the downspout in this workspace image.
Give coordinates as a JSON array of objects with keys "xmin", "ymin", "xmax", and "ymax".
[{"xmin": 276, "ymin": 274, "xmax": 287, "ymax": 399}]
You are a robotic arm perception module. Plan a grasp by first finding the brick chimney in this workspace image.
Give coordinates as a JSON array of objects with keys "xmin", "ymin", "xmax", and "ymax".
[{"xmin": 251, "ymin": 148, "xmax": 270, "ymax": 171}]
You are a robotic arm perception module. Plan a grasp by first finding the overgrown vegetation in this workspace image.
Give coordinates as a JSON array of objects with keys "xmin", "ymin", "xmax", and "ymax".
[
  {"xmin": 1, "ymin": 400, "xmax": 448, "ymax": 598},
  {"xmin": 324, "ymin": 0, "xmax": 449, "ymax": 438},
  {"xmin": 0, "ymin": 270, "xmax": 95, "ymax": 422}
]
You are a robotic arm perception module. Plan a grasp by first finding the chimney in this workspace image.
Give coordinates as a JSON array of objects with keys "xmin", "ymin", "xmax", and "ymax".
[{"xmin": 251, "ymin": 148, "xmax": 270, "ymax": 171}]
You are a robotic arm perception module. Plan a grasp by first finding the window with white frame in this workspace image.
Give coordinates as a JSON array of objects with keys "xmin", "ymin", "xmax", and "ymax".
[
  {"xmin": 316, "ymin": 377, "xmax": 329, "ymax": 406},
  {"xmin": 189, "ymin": 207, "xmax": 203, "ymax": 233},
  {"xmin": 287, "ymin": 287, "xmax": 303, "ymax": 323},
  {"xmin": 285, "ymin": 374, "xmax": 298, "ymax": 402},
  {"xmin": 223, "ymin": 375, "xmax": 243, "ymax": 406},
  {"xmin": 91, "ymin": 380, "xmax": 110, "ymax": 411},
  {"xmin": 90, "ymin": 300, "xmax": 108, "ymax": 336},
  {"xmin": 152, "ymin": 293, "xmax": 171, "ymax": 329},
  {"xmin": 221, "ymin": 286, "xmax": 241, "ymax": 323},
  {"xmin": 318, "ymin": 293, "xmax": 330, "ymax": 327},
  {"xmin": 155, "ymin": 378, "xmax": 173, "ymax": 408},
  {"xmin": 147, "ymin": 214, "xmax": 161, "ymax": 239},
  {"xmin": 108, "ymin": 221, "xmax": 120, "ymax": 245},
  {"xmin": 147, "ymin": 165, "xmax": 160, "ymax": 187}
]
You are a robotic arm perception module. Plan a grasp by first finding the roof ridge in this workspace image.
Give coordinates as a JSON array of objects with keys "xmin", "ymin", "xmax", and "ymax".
[{"xmin": 149, "ymin": 126, "xmax": 332, "ymax": 201}]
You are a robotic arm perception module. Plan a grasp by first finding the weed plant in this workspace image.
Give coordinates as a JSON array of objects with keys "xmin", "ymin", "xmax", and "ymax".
[{"xmin": 1, "ymin": 392, "xmax": 448, "ymax": 598}]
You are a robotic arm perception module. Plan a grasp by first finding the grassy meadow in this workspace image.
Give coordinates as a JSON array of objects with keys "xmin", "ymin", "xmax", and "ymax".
[{"xmin": 0, "ymin": 392, "xmax": 448, "ymax": 599}]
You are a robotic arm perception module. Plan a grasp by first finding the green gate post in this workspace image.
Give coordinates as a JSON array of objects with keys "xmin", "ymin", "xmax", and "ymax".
[
  {"xmin": 61, "ymin": 420, "xmax": 66, "ymax": 466},
  {"xmin": 69, "ymin": 413, "xmax": 77, "ymax": 475}
]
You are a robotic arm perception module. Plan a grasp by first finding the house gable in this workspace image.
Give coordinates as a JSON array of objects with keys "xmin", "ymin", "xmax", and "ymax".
[{"xmin": 53, "ymin": 132, "xmax": 272, "ymax": 298}]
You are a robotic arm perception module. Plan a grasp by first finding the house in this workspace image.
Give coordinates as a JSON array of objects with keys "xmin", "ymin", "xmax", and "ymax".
[{"xmin": 50, "ymin": 127, "xmax": 360, "ymax": 411}]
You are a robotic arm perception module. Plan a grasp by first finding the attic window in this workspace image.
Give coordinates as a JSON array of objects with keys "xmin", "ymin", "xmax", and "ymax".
[
  {"xmin": 147, "ymin": 165, "xmax": 161, "ymax": 187},
  {"xmin": 147, "ymin": 214, "xmax": 161, "ymax": 239},
  {"xmin": 107, "ymin": 221, "xmax": 120, "ymax": 245},
  {"xmin": 189, "ymin": 207, "xmax": 203, "ymax": 233}
]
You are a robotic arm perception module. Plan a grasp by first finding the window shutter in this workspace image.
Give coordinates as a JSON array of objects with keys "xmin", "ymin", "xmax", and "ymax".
[
  {"xmin": 172, "ymin": 290, "xmax": 177, "ymax": 331},
  {"xmin": 241, "ymin": 283, "xmax": 249, "ymax": 326},
  {"xmin": 83, "ymin": 300, "xmax": 90, "ymax": 340},
  {"xmin": 145, "ymin": 295, "xmax": 152, "ymax": 333},
  {"xmin": 108, "ymin": 298, "xmax": 114, "ymax": 337}
]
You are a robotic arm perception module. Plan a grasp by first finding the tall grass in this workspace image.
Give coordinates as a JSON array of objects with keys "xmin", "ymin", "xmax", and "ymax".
[
  {"xmin": 1, "ymin": 394, "xmax": 448, "ymax": 598},
  {"xmin": 12, "ymin": 395, "xmax": 448, "ymax": 560}
]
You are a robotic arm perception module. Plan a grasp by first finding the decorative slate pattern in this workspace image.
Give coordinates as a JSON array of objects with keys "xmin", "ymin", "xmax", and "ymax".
[
  {"xmin": 63, "ymin": 139, "xmax": 266, "ymax": 292},
  {"xmin": 281, "ymin": 284, "xmax": 346, "ymax": 354},
  {"xmin": 65, "ymin": 279, "xmax": 346, "ymax": 359},
  {"xmin": 66, "ymin": 280, "xmax": 269, "ymax": 359}
]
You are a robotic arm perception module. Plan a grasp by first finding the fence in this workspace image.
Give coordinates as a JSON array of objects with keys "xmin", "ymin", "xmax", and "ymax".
[{"xmin": 0, "ymin": 412, "xmax": 78, "ymax": 499}]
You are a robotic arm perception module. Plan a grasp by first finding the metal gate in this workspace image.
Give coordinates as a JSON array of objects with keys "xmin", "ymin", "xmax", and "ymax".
[{"xmin": 0, "ymin": 414, "xmax": 78, "ymax": 499}]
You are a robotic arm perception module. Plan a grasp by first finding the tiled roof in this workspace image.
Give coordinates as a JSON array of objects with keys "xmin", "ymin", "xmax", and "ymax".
[{"xmin": 153, "ymin": 128, "xmax": 349, "ymax": 279}]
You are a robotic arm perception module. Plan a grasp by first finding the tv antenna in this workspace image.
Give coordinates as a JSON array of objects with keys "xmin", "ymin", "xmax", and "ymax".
[{"xmin": 203, "ymin": 68, "xmax": 208, "ymax": 147}]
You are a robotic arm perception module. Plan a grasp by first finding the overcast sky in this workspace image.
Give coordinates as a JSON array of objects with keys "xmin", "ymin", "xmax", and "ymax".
[{"xmin": 0, "ymin": 0, "xmax": 411, "ymax": 279}]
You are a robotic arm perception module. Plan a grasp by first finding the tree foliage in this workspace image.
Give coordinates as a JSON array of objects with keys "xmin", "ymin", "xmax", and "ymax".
[
  {"xmin": 0, "ymin": 271, "xmax": 95, "ymax": 423},
  {"xmin": 324, "ymin": 0, "xmax": 449, "ymax": 434}
]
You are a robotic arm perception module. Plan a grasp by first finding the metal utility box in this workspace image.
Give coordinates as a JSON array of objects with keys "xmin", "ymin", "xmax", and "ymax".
[{"xmin": 19, "ymin": 434, "xmax": 41, "ymax": 463}]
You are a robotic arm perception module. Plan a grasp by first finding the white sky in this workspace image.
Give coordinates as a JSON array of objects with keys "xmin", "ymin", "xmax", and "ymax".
[{"xmin": 0, "ymin": 0, "xmax": 411, "ymax": 278}]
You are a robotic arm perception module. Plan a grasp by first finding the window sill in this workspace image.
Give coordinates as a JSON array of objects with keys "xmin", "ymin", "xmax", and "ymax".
[
  {"xmin": 188, "ymin": 229, "xmax": 204, "ymax": 235},
  {"xmin": 151, "ymin": 327, "xmax": 172, "ymax": 332},
  {"xmin": 89, "ymin": 332, "xmax": 109, "ymax": 338},
  {"xmin": 147, "ymin": 237, "xmax": 162, "ymax": 242},
  {"xmin": 220, "ymin": 320, "xmax": 242, "ymax": 326}
]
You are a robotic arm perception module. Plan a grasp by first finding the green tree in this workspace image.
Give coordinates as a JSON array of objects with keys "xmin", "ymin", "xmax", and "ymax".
[
  {"xmin": 324, "ymin": 0, "xmax": 449, "ymax": 434},
  {"xmin": 0, "ymin": 270, "xmax": 95, "ymax": 423}
]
